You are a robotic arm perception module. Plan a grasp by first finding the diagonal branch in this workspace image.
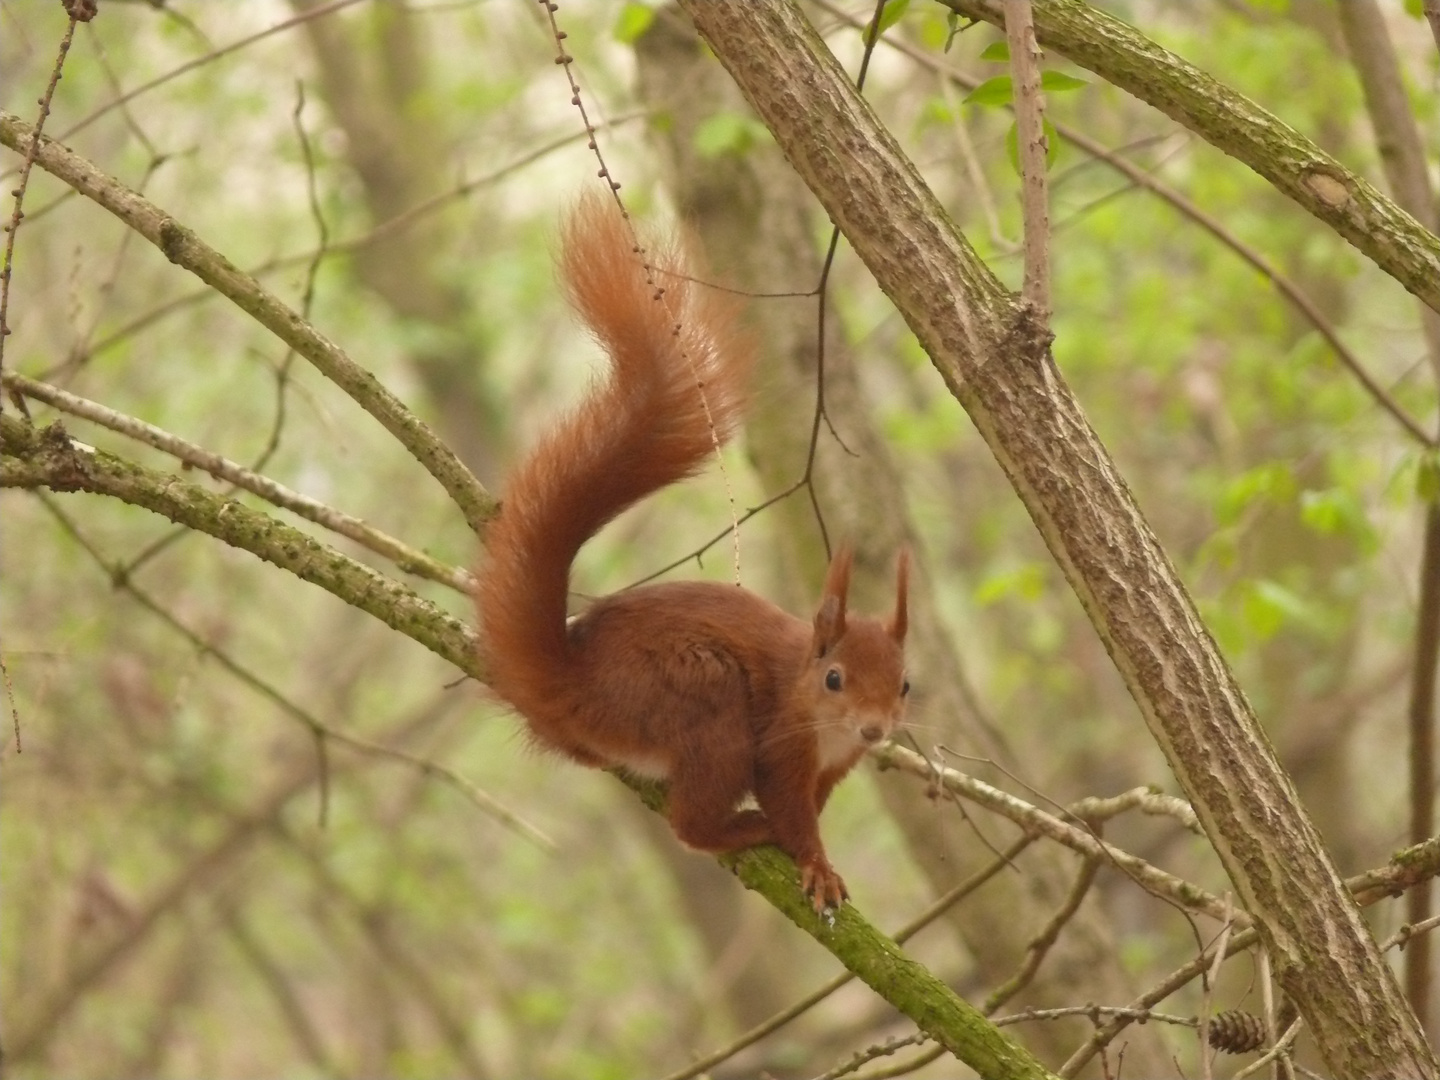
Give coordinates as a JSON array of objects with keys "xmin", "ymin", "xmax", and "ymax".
[
  {"xmin": 877, "ymin": 745, "xmax": 1235, "ymax": 923},
  {"xmin": 4, "ymin": 371, "xmax": 472, "ymax": 592},
  {"xmin": 812, "ymin": 0, "xmax": 1434, "ymax": 447},
  {"xmin": 1, "ymin": 415, "xmax": 477, "ymax": 674},
  {"xmin": 619, "ymin": 774, "xmax": 1060, "ymax": 1080},
  {"xmin": 0, "ymin": 110, "xmax": 494, "ymax": 535},
  {"xmin": 939, "ymin": 0, "xmax": 1440, "ymax": 319}
]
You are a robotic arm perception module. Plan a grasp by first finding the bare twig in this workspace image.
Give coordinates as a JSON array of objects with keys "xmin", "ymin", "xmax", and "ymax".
[
  {"xmin": 39, "ymin": 0, "xmax": 367, "ymax": 154},
  {"xmin": 1065, "ymin": 785, "xmax": 1200, "ymax": 833},
  {"xmin": 983, "ymin": 854, "xmax": 1101, "ymax": 1014},
  {"xmin": 1231, "ymin": 1017, "xmax": 1303, "ymax": 1080},
  {"xmin": 1, "ymin": 414, "xmax": 477, "ymax": 673},
  {"xmin": 1407, "ymin": 504, "xmax": 1440, "ymax": 1024},
  {"xmin": 1198, "ymin": 898, "xmax": 1237, "ymax": 1080},
  {"xmin": 0, "ymin": 649, "xmax": 16, "ymax": 753},
  {"xmin": 0, "ymin": 111, "xmax": 494, "ymax": 534},
  {"xmin": 1383, "ymin": 912, "xmax": 1440, "ymax": 953},
  {"xmin": 813, "ymin": 0, "xmax": 1435, "ymax": 446},
  {"xmin": 1004, "ymin": 0, "xmax": 1050, "ymax": 317},
  {"xmin": 1, "ymin": 9, "xmax": 83, "ymax": 376},
  {"xmin": 4, "ymin": 371, "xmax": 472, "ymax": 591},
  {"xmin": 995, "ymin": 1005, "xmax": 1195, "ymax": 1029},
  {"xmin": 653, "ymin": 836, "xmax": 1033, "ymax": 1080},
  {"xmin": 876, "ymin": 744, "xmax": 1240, "ymax": 924},
  {"xmin": 810, "ymin": 1032, "xmax": 930, "ymax": 1080},
  {"xmin": 849, "ymin": 1044, "xmax": 946, "ymax": 1079}
]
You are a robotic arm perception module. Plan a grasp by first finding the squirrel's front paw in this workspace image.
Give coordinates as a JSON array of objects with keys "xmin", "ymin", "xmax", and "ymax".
[{"xmin": 799, "ymin": 857, "xmax": 848, "ymax": 914}]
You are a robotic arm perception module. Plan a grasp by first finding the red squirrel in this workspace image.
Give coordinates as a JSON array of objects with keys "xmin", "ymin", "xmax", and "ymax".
[{"xmin": 476, "ymin": 195, "xmax": 910, "ymax": 912}]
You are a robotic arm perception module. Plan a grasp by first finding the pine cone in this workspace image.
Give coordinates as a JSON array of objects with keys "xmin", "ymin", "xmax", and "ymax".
[{"xmin": 1208, "ymin": 1010, "xmax": 1266, "ymax": 1054}]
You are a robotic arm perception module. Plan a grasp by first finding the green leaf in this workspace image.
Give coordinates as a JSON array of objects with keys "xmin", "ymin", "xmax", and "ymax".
[
  {"xmin": 612, "ymin": 2, "xmax": 654, "ymax": 44},
  {"xmin": 944, "ymin": 11, "xmax": 961, "ymax": 52},
  {"xmin": 979, "ymin": 41, "xmax": 1010, "ymax": 62},
  {"xmin": 693, "ymin": 112, "xmax": 768, "ymax": 158},
  {"xmin": 964, "ymin": 75, "xmax": 1013, "ymax": 106},
  {"xmin": 1003, "ymin": 116, "xmax": 1059, "ymax": 173},
  {"xmin": 975, "ymin": 563, "xmax": 1047, "ymax": 606},
  {"xmin": 1241, "ymin": 581, "xmax": 1289, "ymax": 641},
  {"xmin": 1040, "ymin": 71, "xmax": 1088, "ymax": 93},
  {"xmin": 1299, "ymin": 487, "xmax": 1377, "ymax": 552},
  {"xmin": 1216, "ymin": 462, "xmax": 1297, "ymax": 526},
  {"xmin": 863, "ymin": 0, "xmax": 910, "ymax": 45},
  {"xmin": 919, "ymin": 97, "xmax": 955, "ymax": 128}
]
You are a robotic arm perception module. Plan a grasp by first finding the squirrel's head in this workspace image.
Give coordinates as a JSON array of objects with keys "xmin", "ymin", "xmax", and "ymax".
[{"xmin": 804, "ymin": 547, "xmax": 909, "ymax": 767}]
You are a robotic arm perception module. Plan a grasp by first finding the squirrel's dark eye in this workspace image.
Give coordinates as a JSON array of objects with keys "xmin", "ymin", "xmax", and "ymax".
[
  {"xmin": 902, "ymin": 678, "xmax": 911, "ymax": 696},
  {"xmin": 825, "ymin": 668, "xmax": 843, "ymax": 692}
]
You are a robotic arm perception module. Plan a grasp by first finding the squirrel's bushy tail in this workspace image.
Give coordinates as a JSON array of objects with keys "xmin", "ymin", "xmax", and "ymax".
[{"xmin": 475, "ymin": 195, "xmax": 754, "ymax": 740}]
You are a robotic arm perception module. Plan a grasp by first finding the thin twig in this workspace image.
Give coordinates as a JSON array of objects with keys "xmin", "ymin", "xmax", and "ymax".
[
  {"xmin": 40, "ymin": 0, "xmax": 367, "ymax": 153},
  {"xmin": 983, "ymin": 853, "xmax": 1101, "ymax": 1014},
  {"xmin": 877, "ymin": 744, "xmax": 1240, "ymax": 924},
  {"xmin": 0, "ymin": 110, "xmax": 494, "ymax": 534},
  {"xmin": 1, "ymin": 10, "xmax": 84, "ymax": 375},
  {"xmin": 1381, "ymin": 912, "xmax": 1440, "ymax": 953},
  {"xmin": 995, "ymin": 1005, "xmax": 1196, "ymax": 1029},
  {"xmin": 1231, "ymin": 1018, "xmax": 1303, "ymax": 1080},
  {"xmin": 1004, "ymin": 0, "xmax": 1051, "ymax": 317},
  {"xmin": 652, "ymin": 836, "xmax": 1032, "ymax": 1080},
  {"xmin": 810, "ymin": 1032, "xmax": 931, "ymax": 1080},
  {"xmin": 39, "ymin": 492, "xmax": 549, "ymax": 848},
  {"xmin": 812, "ymin": 0, "xmax": 1436, "ymax": 448},
  {"xmin": 1403, "ymin": 504, "xmax": 1440, "ymax": 1019},
  {"xmin": 1198, "ymin": 898, "xmax": 1236, "ymax": 1080},
  {"xmin": 4, "ymin": 371, "xmax": 472, "ymax": 592},
  {"xmin": 1066, "ymin": 786, "xmax": 1200, "ymax": 832}
]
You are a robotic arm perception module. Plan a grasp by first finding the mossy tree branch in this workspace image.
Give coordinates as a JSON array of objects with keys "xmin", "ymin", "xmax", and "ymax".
[{"xmin": 0, "ymin": 415, "xmax": 477, "ymax": 674}]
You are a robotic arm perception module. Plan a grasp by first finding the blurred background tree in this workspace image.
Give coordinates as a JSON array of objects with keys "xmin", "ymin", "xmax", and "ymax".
[{"xmin": 2, "ymin": 1, "xmax": 1438, "ymax": 1077}]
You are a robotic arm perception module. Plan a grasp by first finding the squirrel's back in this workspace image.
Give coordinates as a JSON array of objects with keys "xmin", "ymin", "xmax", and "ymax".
[{"xmin": 475, "ymin": 196, "xmax": 754, "ymax": 746}]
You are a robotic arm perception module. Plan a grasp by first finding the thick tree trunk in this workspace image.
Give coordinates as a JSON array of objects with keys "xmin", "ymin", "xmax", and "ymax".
[{"xmin": 675, "ymin": 2, "xmax": 1437, "ymax": 1077}]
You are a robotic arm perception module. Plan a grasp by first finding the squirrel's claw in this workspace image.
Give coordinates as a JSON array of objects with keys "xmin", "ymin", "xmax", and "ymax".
[{"xmin": 800, "ymin": 857, "xmax": 848, "ymax": 915}]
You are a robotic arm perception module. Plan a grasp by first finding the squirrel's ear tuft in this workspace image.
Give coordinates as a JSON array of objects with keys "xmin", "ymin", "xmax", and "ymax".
[
  {"xmin": 889, "ymin": 548, "xmax": 909, "ymax": 644},
  {"xmin": 812, "ymin": 547, "xmax": 853, "ymax": 656}
]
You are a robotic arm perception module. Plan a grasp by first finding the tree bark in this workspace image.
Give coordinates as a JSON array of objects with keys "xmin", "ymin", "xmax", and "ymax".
[{"xmin": 675, "ymin": 2, "xmax": 1437, "ymax": 1077}]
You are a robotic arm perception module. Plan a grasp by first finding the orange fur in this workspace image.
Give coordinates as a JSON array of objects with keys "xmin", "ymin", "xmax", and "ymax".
[{"xmin": 476, "ymin": 195, "xmax": 909, "ymax": 911}]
